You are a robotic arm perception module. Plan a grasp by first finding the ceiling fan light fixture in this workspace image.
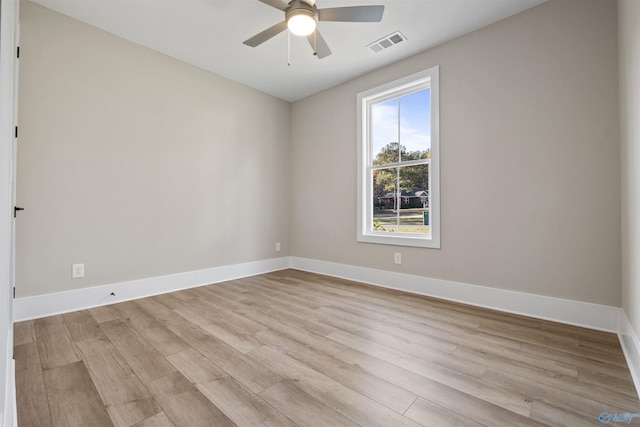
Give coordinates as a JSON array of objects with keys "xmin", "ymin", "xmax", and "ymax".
[{"xmin": 287, "ymin": 10, "xmax": 317, "ymax": 36}]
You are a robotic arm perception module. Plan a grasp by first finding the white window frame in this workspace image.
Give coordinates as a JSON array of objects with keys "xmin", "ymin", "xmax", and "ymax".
[{"xmin": 357, "ymin": 66, "xmax": 440, "ymax": 248}]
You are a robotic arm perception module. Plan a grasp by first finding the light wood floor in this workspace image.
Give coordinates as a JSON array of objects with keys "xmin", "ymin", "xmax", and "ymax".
[{"xmin": 14, "ymin": 269, "xmax": 640, "ymax": 426}]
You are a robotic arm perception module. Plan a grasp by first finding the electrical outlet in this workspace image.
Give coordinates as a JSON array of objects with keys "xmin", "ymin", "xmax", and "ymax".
[
  {"xmin": 72, "ymin": 263, "xmax": 84, "ymax": 278},
  {"xmin": 276, "ymin": 242, "xmax": 281, "ymax": 252},
  {"xmin": 394, "ymin": 253, "xmax": 402, "ymax": 264}
]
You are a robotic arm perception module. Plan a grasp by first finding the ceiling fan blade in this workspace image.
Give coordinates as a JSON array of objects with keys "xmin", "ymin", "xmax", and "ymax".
[
  {"xmin": 306, "ymin": 30, "xmax": 332, "ymax": 59},
  {"xmin": 318, "ymin": 6, "xmax": 384, "ymax": 22},
  {"xmin": 258, "ymin": 0, "xmax": 289, "ymax": 12},
  {"xmin": 243, "ymin": 21, "xmax": 288, "ymax": 47}
]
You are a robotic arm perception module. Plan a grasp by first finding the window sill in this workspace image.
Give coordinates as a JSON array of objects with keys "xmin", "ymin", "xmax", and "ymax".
[{"xmin": 357, "ymin": 233, "xmax": 440, "ymax": 249}]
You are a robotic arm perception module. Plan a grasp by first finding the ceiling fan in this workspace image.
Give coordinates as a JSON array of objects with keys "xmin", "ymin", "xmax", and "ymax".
[{"xmin": 243, "ymin": 0, "xmax": 385, "ymax": 59}]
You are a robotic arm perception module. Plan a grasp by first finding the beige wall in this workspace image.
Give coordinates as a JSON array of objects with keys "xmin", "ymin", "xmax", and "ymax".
[
  {"xmin": 290, "ymin": 0, "xmax": 621, "ymax": 306},
  {"xmin": 620, "ymin": 0, "xmax": 640, "ymax": 332},
  {"xmin": 17, "ymin": 0, "xmax": 623, "ymax": 308},
  {"xmin": 16, "ymin": 1, "xmax": 291, "ymax": 297}
]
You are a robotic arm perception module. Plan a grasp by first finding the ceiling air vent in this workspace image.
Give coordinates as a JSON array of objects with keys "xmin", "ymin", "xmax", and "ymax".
[{"xmin": 367, "ymin": 31, "xmax": 406, "ymax": 53}]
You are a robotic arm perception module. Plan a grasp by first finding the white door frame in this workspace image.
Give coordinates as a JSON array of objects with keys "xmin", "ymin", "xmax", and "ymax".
[{"xmin": 0, "ymin": 0, "xmax": 19, "ymax": 425}]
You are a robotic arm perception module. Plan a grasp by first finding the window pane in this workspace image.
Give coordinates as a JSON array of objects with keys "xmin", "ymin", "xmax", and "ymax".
[
  {"xmin": 399, "ymin": 89, "xmax": 431, "ymax": 162},
  {"xmin": 398, "ymin": 164, "xmax": 430, "ymax": 234},
  {"xmin": 371, "ymin": 98, "xmax": 399, "ymax": 165},
  {"xmin": 372, "ymin": 167, "xmax": 398, "ymax": 232}
]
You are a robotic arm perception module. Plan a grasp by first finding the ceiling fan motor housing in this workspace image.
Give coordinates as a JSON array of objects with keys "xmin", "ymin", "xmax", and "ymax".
[{"xmin": 285, "ymin": 0, "xmax": 318, "ymax": 23}]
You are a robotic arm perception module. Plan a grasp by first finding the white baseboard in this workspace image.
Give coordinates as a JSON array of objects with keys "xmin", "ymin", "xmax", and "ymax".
[
  {"xmin": 13, "ymin": 257, "xmax": 290, "ymax": 321},
  {"xmin": 619, "ymin": 312, "xmax": 640, "ymax": 399},
  {"xmin": 289, "ymin": 256, "xmax": 623, "ymax": 333},
  {"xmin": 16, "ymin": 255, "xmax": 623, "ymax": 332}
]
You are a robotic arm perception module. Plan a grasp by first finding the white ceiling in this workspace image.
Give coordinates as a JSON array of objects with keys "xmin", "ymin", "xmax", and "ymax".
[{"xmin": 30, "ymin": 0, "xmax": 547, "ymax": 102}]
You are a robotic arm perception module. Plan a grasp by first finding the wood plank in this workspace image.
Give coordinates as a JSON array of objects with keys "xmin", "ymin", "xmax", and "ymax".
[
  {"xmin": 248, "ymin": 345, "xmax": 423, "ymax": 427},
  {"xmin": 173, "ymin": 305, "xmax": 216, "ymax": 327},
  {"xmin": 200, "ymin": 321, "xmax": 262, "ymax": 354},
  {"xmin": 43, "ymin": 361, "xmax": 113, "ymax": 427},
  {"xmin": 521, "ymin": 341, "xmax": 635, "ymax": 381},
  {"xmin": 230, "ymin": 303, "xmax": 347, "ymax": 356},
  {"xmin": 259, "ymin": 380, "xmax": 360, "ymax": 427},
  {"xmin": 335, "ymin": 346, "xmax": 533, "ymax": 418},
  {"xmin": 480, "ymin": 321, "xmax": 627, "ymax": 365},
  {"xmin": 136, "ymin": 326, "xmax": 190, "ymax": 357},
  {"xmin": 482, "ymin": 367, "xmax": 633, "ymax": 417},
  {"xmin": 14, "ymin": 320, "xmax": 36, "ymax": 346},
  {"xmin": 152, "ymin": 293, "xmax": 187, "ymax": 310},
  {"xmin": 405, "ymin": 397, "xmax": 484, "ymax": 427},
  {"xmin": 482, "ymin": 366, "xmax": 639, "ymax": 411},
  {"xmin": 529, "ymin": 399, "xmax": 605, "ymax": 427},
  {"xmin": 63, "ymin": 310, "xmax": 107, "ymax": 342},
  {"xmin": 74, "ymin": 337, "xmax": 161, "ymax": 427},
  {"xmin": 167, "ymin": 348, "xmax": 228, "ymax": 385},
  {"xmin": 118, "ymin": 299, "xmax": 190, "ymax": 356},
  {"xmin": 132, "ymin": 412, "xmax": 175, "ymax": 427},
  {"xmin": 320, "ymin": 303, "xmax": 527, "ymax": 358},
  {"xmin": 189, "ymin": 335, "xmax": 282, "ymax": 394},
  {"xmin": 14, "ymin": 342, "xmax": 52, "ymax": 427},
  {"xmin": 356, "ymin": 306, "xmax": 525, "ymax": 352},
  {"xmin": 452, "ymin": 341, "xmax": 578, "ymax": 378},
  {"xmin": 167, "ymin": 319, "xmax": 281, "ymax": 394},
  {"xmin": 112, "ymin": 302, "xmax": 161, "ymax": 330},
  {"xmin": 146, "ymin": 372, "xmax": 235, "ymax": 427},
  {"xmin": 539, "ymin": 321, "xmax": 620, "ymax": 344},
  {"xmin": 198, "ymin": 377, "xmax": 298, "ymax": 427},
  {"xmin": 234, "ymin": 294, "xmax": 338, "ymax": 337},
  {"xmin": 579, "ymin": 337, "xmax": 626, "ymax": 354},
  {"xmin": 100, "ymin": 319, "xmax": 177, "ymax": 384},
  {"xmin": 88, "ymin": 305, "xmax": 119, "ymax": 324},
  {"xmin": 335, "ymin": 345, "xmax": 544, "ymax": 426},
  {"xmin": 577, "ymin": 366, "xmax": 638, "ymax": 398},
  {"xmin": 327, "ymin": 329, "xmax": 486, "ymax": 379},
  {"xmin": 326, "ymin": 309, "xmax": 459, "ymax": 354},
  {"xmin": 170, "ymin": 289, "xmax": 198, "ymax": 301},
  {"xmin": 452, "ymin": 346, "xmax": 578, "ymax": 383},
  {"xmin": 34, "ymin": 316, "xmax": 81, "ymax": 370},
  {"xmin": 255, "ymin": 328, "xmax": 418, "ymax": 414},
  {"xmin": 136, "ymin": 297, "xmax": 186, "ymax": 326},
  {"xmin": 182, "ymin": 294, "xmax": 266, "ymax": 335}
]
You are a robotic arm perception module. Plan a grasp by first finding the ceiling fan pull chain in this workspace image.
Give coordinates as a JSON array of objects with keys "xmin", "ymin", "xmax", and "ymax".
[
  {"xmin": 314, "ymin": 30, "xmax": 317, "ymax": 56},
  {"xmin": 288, "ymin": 30, "xmax": 291, "ymax": 66}
]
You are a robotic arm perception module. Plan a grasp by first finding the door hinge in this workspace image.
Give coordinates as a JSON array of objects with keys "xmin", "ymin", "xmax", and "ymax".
[
  {"xmin": 15, "ymin": 126, "xmax": 18, "ymax": 138},
  {"xmin": 13, "ymin": 287, "xmax": 15, "ymax": 299},
  {"xmin": 16, "ymin": 46, "xmax": 19, "ymax": 58}
]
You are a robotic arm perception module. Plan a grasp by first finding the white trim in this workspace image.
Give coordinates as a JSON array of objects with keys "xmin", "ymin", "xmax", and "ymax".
[
  {"xmin": 7, "ymin": 360, "xmax": 15, "ymax": 427},
  {"xmin": 2, "ymin": 332, "xmax": 15, "ymax": 427},
  {"xmin": 357, "ymin": 66, "xmax": 441, "ymax": 249},
  {"xmin": 619, "ymin": 311, "xmax": 640, "ymax": 400},
  {"xmin": 290, "ymin": 256, "xmax": 622, "ymax": 333},
  {"xmin": 14, "ymin": 257, "xmax": 289, "ymax": 321},
  {"xmin": 16, "ymin": 255, "xmax": 624, "ymax": 333},
  {"xmin": 1, "ymin": 0, "xmax": 19, "ymax": 423}
]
